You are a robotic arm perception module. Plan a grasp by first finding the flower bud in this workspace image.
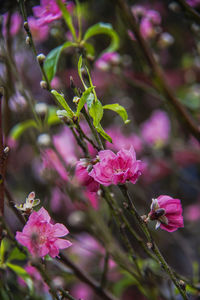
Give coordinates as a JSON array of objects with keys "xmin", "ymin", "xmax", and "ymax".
[
  {"xmin": 35, "ymin": 102, "xmax": 48, "ymax": 118},
  {"xmin": 168, "ymin": 2, "xmax": 180, "ymax": 12},
  {"xmin": 73, "ymin": 96, "xmax": 80, "ymax": 104},
  {"xmin": 68, "ymin": 211, "xmax": 86, "ymax": 228},
  {"xmin": 158, "ymin": 32, "xmax": 174, "ymax": 48},
  {"xmin": 37, "ymin": 53, "xmax": 46, "ymax": 65},
  {"xmin": 37, "ymin": 133, "xmax": 51, "ymax": 147},
  {"xmin": 40, "ymin": 80, "xmax": 48, "ymax": 90},
  {"xmin": 24, "ymin": 21, "xmax": 29, "ymax": 31},
  {"xmin": 26, "ymin": 36, "xmax": 31, "ymax": 45}
]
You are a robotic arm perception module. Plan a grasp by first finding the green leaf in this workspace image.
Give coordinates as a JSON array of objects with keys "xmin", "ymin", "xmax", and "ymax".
[
  {"xmin": 96, "ymin": 124, "xmax": 112, "ymax": 143},
  {"xmin": 0, "ymin": 238, "xmax": 10, "ymax": 265},
  {"xmin": 78, "ymin": 55, "xmax": 87, "ymax": 89},
  {"xmin": 9, "ymin": 120, "xmax": 38, "ymax": 140},
  {"xmin": 56, "ymin": 0, "xmax": 77, "ymax": 40},
  {"xmin": 76, "ymin": 87, "xmax": 94, "ymax": 117},
  {"xmin": 103, "ymin": 104, "xmax": 130, "ymax": 124},
  {"xmin": 47, "ymin": 106, "xmax": 61, "ymax": 126},
  {"xmin": 44, "ymin": 41, "xmax": 75, "ymax": 82},
  {"xmin": 86, "ymin": 93, "xmax": 95, "ymax": 108},
  {"xmin": 83, "ymin": 42, "xmax": 95, "ymax": 57},
  {"xmin": 83, "ymin": 22, "xmax": 120, "ymax": 53},
  {"xmin": 7, "ymin": 263, "xmax": 33, "ymax": 292},
  {"xmin": 89, "ymin": 99, "xmax": 103, "ymax": 127},
  {"xmin": 7, "ymin": 247, "xmax": 27, "ymax": 262},
  {"xmin": 51, "ymin": 90, "xmax": 74, "ymax": 118}
]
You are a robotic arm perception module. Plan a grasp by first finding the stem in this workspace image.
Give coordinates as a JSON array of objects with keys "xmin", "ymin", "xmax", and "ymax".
[
  {"xmin": 114, "ymin": 0, "xmax": 200, "ymax": 141},
  {"xmin": 100, "ymin": 251, "xmax": 110, "ymax": 289},
  {"xmin": 59, "ymin": 253, "xmax": 118, "ymax": 300},
  {"xmin": 119, "ymin": 185, "xmax": 188, "ymax": 300},
  {"xmin": 176, "ymin": 0, "xmax": 200, "ymax": 25}
]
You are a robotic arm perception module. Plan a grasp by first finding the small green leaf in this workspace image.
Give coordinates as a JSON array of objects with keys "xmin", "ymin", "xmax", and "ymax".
[
  {"xmin": 51, "ymin": 90, "xmax": 74, "ymax": 118},
  {"xmin": 44, "ymin": 41, "xmax": 75, "ymax": 82},
  {"xmin": 10, "ymin": 120, "xmax": 38, "ymax": 140},
  {"xmin": 56, "ymin": 0, "xmax": 77, "ymax": 40},
  {"xmin": 7, "ymin": 247, "xmax": 27, "ymax": 262},
  {"xmin": 89, "ymin": 99, "xmax": 103, "ymax": 127},
  {"xmin": 103, "ymin": 104, "xmax": 130, "ymax": 124},
  {"xmin": 0, "ymin": 238, "xmax": 10, "ymax": 265},
  {"xmin": 83, "ymin": 22, "xmax": 120, "ymax": 53},
  {"xmin": 7, "ymin": 263, "xmax": 33, "ymax": 292},
  {"xmin": 96, "ymin": 124, "xmax": 112, "ymax": 143},
  {"xmin": 78, "ymin": 55, "xmax": 87, "ymax": 89},
  {"xmin": 76, "ymin": 87, "xmax": 94, "ymax": 117},
  {"xmin": 83, "ymin": 42, "xmax": 95, "ymax": 57}
]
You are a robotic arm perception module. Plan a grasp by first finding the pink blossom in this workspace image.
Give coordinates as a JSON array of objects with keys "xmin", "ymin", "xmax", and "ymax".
[
  {"xmin": 187, "ymin": 0, "xmax": 200, "ymax": 7},
  {"xmin": 141, "ymin": 110, "xmax": 170, "ymax": 147},
  {"xmin": 3, "ymin": 12, "xmax": 22, "ymax": 37},
  {"xmin": 28, "ymin": 17, "xmax": 49, "ymax": 42},
  {"xmin": 149, "ymin": 195, "xmax": 184, "ymax": 232},
  {"xmin": 106, "ymin": 127, "xmax": 143, "ymax": 154},
  {"xmin": 89, "ymin": 147, "xmax": 142, "ymax": 186},
  {"xmin": 33, "ymin": 0, "xmax": 74, "ymax": 25},
  {"xmin": 42, "ymin": 149, "xmax": 68, "ymax": 181},
  {"xmin": 184, "ymin": 204, "xmax": 200, "ymax": 222},
  {"xmin": 75, "ymin": 160, "xmax": 100, "ymax": 193},
  {"xmin": 95, "ymin": 52, "xmax": 120, "ymax": 71},
  {"xmin": 16, "ymin": 207, "xmax": 72, "ymax": 257},
  {"xmin": 71, "ymin": 283, "xmax": 93, "ymax": 300}
]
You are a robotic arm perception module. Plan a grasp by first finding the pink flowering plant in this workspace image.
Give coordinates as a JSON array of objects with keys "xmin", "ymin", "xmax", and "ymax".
[{"xmin": 0, "ymin": 0, "xmax": 200, "ymax": 299}]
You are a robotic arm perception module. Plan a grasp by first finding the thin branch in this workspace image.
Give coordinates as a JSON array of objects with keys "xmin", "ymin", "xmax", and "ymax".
[
  {"xmin": 59, "ymin": 253, "xmax": 118, "ymax": 300},
  {"xmin": 176, "ymin": 0, "xmax": 200, "ymax": 25}
]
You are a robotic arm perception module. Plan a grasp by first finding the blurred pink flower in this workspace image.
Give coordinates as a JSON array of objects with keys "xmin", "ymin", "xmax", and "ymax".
[
  {"xmin": 187, "ymin": 0, "xmax": 200, "ymax": 7},
  {"xmin": 3, "ymin": 12, "xmax": 22, "ymax": 37},
  {"xmin": 42, "ymin": 149, "xmax": 68, "ymax": 181},
  {"xmin": 141, "ymin": 110, "xmax": 170, "ymax": 147},
  {"xmin": 95, "ymin": 52, "xmax": 120, "ymax": 71},
  {"xmin": 75, "ymin": 159, "xmax": 100, "ymax": 193},
  {"xmin": 19, "ymin": 265, "xmax": 49, "ymax": 292},
  {"xmin": 89, "ymin": 147, "xmax": 142, "ymax": 186},
  {"xmin": 149, "ymin": 195, "xmax": 184, "ymax": 232},
  {"xmin": 106, "ymin": 127, "xmax": 143, "ymax": 154},
  {"xmin": 28, "ymin": 16, "xmax": 49, "ymax": 42},
  {"xmin": 16, "ymin": 207, "xmax": 72, "ymax": 257},
  {"xmin": 33, "ymin": 0, "xmax": 74, "ymax": 25},
  {"xmin": 185, "ymin": 204, "xmax": 200, "ymax": 222},
  {"xmin": 71, "ymin": 282, "xmax": 93, "ymax": 300},
  {"xmin": 84, "ymin": 191, "xmax": 99, "ymax": 210},
  {"xmin": 131, "ymin": 6, "xmax": 161, "ymax": 39}
]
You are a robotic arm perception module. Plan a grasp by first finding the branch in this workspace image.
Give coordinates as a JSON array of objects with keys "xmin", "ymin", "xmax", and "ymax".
[
  {"xmin": 114, "ymin": 0, "xmax": 200, "ymax": 141},
  {"xmin": 59, "ymin": 253, "xmax": 118, "ymax": 300},
  {"xmin": 176, "ymin": 0, "xmax": 200, "ymax": 25}
]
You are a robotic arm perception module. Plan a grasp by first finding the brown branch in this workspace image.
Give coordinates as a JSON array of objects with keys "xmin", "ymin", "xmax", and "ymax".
[
  {"xmin": 176, "ymin": 0, "xmax": 200, "ymax": 25},
  {"xmin": 114, "ymin": 0, "xmax": 200, "ymax": 141},
  {"xmin": 59, "ymin": 253, "xmax": 118, "ymax": 300}
]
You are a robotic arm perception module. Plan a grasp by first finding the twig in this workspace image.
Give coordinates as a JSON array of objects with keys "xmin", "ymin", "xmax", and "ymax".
[
  {"xmin": 114, "ymin": 0, "xmax": 200, "ymax": 141},
  {"xmin": 119, "ymin": 185, "xmax": 189, "ymax": 300},
  {"xmin": 176, "ymin": 0, "xmax": 200, "ymax": 25},
  {"xmin": 100, "ymin": 251, "xmax": 110, "ymax": 289},
  {"xmin": 59, "ymin": 253, "xmax": 118, "ymax": 300}
]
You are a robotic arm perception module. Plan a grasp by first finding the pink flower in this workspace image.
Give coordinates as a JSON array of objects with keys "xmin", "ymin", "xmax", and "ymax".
[
  {"xmin": 89, "ymin": 147, "xmax": 142, "ymax": 186},
  {"xmin": 185, "ymin": 204, "xmax": 200, "ymax": 222},
  {"xmin": 187, "ymin": 0, "xmax": 200, "ymax": 7},
  {"xmin": 33, "ymin": 0, "xmax": 74, "ymax": 25},
  {"xmin": 28, "ymin": 17, "xmax": 49, "ymax": 42},
  {"xmin": 141, "ymin": 110, "xmax": 170, "ymax": 147},
  {"xmin": 106, "ymin": 127, "xmax": 143, "ymax": 154},
  {"xmin": 75, "ymin": 160, "xmax": 100, "ymax": 192},
  {"xmin": 16, "ymin": 207, "xmax": 72, "ymax": 258},
  {"xmin": 3, "ymin": 12, "xmax": 22, "ymax": 37},
  {"xmin": 148, "ymin": 195, "xmax": 184, "ymax": 232},
  {"xmin": 95, "ymin": 52, "xmax": 120, "ymax": 71}
]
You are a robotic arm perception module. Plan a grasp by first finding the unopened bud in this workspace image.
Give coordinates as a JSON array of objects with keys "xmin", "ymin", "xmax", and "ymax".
[
  {"xmin": 147, "ymin": 242, "xmax": 153, "ymax": 249},
  {"xmin": 73, "ymin": 96, "xmax": 80, "ymax": 104},
  {"xmin": 70, "ymin": 76, "xmax": 76, "ymax": 89},
  {"xmin": 24, "ymin": 21, "xmax": 29, "ymax": 31},
  {"xmin": 40, "ymin": 80, "xmax": 48, "ymax": 90},
  {"xmin": 26, "ymin": 36, "xmax": 31, "ymax": 45},
  {"xmin": 179, "ymin": 280, "xmax": 186, "ymax": 291},
  {"xmin": 37, "ymin": 53, "xmax": 46, "ymax": 65},
  {"xmin": 4, "ymin": 147, "xmax": 9, "ymax": 154},
  {"xmin": 37, "ymin": 133, "xmax": 51, "ymax": 147},
  {"xmin": 158, "ymin": 32, "xmax": 174, "ymax": 48},
  {"xmin": 168, "ymin": 2, "xmax": 180, "ymax": 12},
  {"xmin": 35, "ymin": 102, "xmax": 48, "ymax": 118},
  {"xmin": 68, "ymin": 211, "xmax": 85, "ymax": 228}
]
